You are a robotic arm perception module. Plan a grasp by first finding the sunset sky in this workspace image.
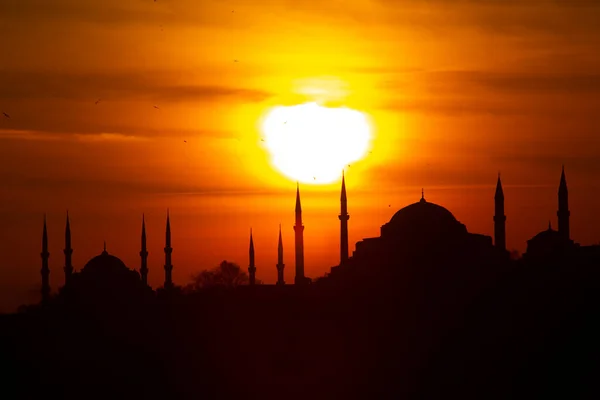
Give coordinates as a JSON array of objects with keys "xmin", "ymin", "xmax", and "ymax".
[{"xmin": 1, "ymin": 0, "xmax": 600, "ymax": 312}]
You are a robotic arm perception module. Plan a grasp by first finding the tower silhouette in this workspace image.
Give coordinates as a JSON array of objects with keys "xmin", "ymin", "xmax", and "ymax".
[
  {"xmin": 276, "ymin": 224, "xmax": 285, "ymax": 285},
  {"xmin": 140, "ymin": 214, "xmax": 149, "ymax": 285},
  {"xmin": 494, "ymin": 173, "xmax": 506, "ymax": 252},
  {"xmin": 41, "ymin": 214, "xmax": 50, "ymax": 303},
  {"xmin": 248, "ymin": 229, "xmax": 256, "ymax": 286},
  {"xmin": 339, "ymin": 171, "xmax": 350, "ymax": 264},
  {"xmin": 557, "ymin": 166, "xmax": 570, "ymax": 241},
  {"xmin": 64, "ymin": 211, "xmax": 73, "ymax": 286},
  {"xmin": 164, "ymin": 210, "xmax": 173, "ymax": 289},
  {"xmin": 294, "ymin": 183, "xmax": 306, "ymax": 285}
]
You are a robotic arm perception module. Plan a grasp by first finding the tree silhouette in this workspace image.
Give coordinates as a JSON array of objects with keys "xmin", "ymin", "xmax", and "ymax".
[
  {"xmin": 187, "ymin": 260, "xmax": 250, "ymax": 290},
  {"xmin": 509, "ymin": 249, "xmax": 521, "ymax": 260}
]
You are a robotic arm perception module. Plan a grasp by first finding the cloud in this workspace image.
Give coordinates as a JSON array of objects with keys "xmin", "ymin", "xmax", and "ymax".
[
  {"xmin": 379, "ymin": 70, "xmax": 600, "ymax": 115},
  {"xmin": 422, "ymin": 71, "xmax": 600, "ymax": 95},
  {"xmin": 0, "ymin": 70, "xmax": 273, "ymax": 103}
]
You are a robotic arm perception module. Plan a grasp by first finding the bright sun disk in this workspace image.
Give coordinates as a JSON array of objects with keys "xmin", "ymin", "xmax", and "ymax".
[{"xmin": 261, "ymin": 102, "xmax": 371, "ymax": 184}]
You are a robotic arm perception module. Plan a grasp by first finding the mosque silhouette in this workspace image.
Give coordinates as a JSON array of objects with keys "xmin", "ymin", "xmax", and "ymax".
[{"xmin": 36, "ymin": 167, "xmax": 600, "ymax": 303}]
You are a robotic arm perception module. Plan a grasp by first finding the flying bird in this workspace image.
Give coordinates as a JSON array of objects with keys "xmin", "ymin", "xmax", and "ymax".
[
  {"xmin": 153, "ymin": 105, "xmax": 160, "ymax": 109},
  {"xmin": 233, "ymin": 59, "xmax": 239, "ymax": 63},
  {"xmin": 260, "ymin": 138, "xmax": 265, "ymax": 142},
  {"xmin": 95, "ymin": 99, "xmax": 101, "ymax": 105},
  {"xmin": 183, "ymin": 140, "xmax": 187, "ymax": 143},
  {"xmin": 388, "ymin": 204, "xmax": 391, "ymax": 207},
  {"xmin": 2, "ymin": 112, "xmax": 9, "ymax": 118}
]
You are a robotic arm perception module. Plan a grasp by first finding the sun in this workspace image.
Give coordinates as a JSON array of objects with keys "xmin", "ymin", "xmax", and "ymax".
[{"xmin": 261, "ymin": 102, "xmax": 372, "ymax": 184}]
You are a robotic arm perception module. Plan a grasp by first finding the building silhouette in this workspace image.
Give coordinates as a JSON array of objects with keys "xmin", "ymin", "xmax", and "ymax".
[
  {"xmin": 164, "ymin": 210, "xmax": 173, "ymax": 289},
  {"xmin": 249, "ymin": 229, "xmax": 256, "ymax": 285},
  {"xmin": 276, "ymin": 224, "xmax": 285, "ymax": 285},
  {"xmin": 523, "ymin": 167, "xmax": 600, "ymax": 263},
  {"xmin": 140, "ymin": 214, "xmax": 149, "ymax": 285},
  {"xmin": 494, "ymin": 174, "xmax": 507, "ymax": 252},
  {"xmin": 294, "ymin": 183, "xmax": 308, "ymax": 285},
  {"xmin": 339, "ymin": 170, "xmax": 350, "ymax": 264},
  {"xmin": 64, "ymin": 212, "xmax": 73, "ymax": 286},
  {"xmin": 34, "ymin": 167, "xmax": 600, "ymax": 300},
  {"xmin": 40, "ymin": 214, "xmax": 50, "ymax": 303}
]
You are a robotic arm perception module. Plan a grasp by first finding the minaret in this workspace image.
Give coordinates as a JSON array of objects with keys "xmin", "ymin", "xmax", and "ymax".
[
  {"xmin": 494, "ymin": 173, "xmax": 507, "ymax": 252},
  {"xmin": 557, "ymin": 165, "xmax": 570, "ymax": 241},
  {"xmin": 164, "ymin": 210, "xmax": 173, "ymax": 289},
  {"xmin": 140, "ymin": 214, "xmax": 149, "ymax": 285},
  {"xmin": 64, "ymin": 211, "xmax": 73, "ymax": 286},
  {"xmin": 339, "ymin": 171, "xmax": 350, "ymax": 264},
  {"xmin": 276, "ymin": 224, "xmax": 285, "ymax": 285},
  {"xmin": 294, "ymin": 183, "xmax": 305, "ymax": 284},
  {"xmin": 248, "ymin": 229, "xmax": 256, "ymax": 286},
  {"xmin": 41, "ymin": 215, "xmax": 50, "ymax": 303}
]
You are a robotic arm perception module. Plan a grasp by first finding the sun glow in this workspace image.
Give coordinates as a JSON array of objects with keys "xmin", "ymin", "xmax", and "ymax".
[{"xmin": 261, "ymin": 102, "xmax": 372, "ymax": 184}]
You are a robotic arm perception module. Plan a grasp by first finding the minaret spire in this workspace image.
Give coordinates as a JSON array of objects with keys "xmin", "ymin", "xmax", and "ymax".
[
  {"xmin": 294, "ymin": 184, "xmax": 306, "ymax": 284},
  {"xmin": 64, "ymin": 211, "xmax": 73, "ymax": 286},
  {"xmin": 248, "ymin": 228, "xmax": 256, "ymax": 286},
  {"xmin": 164, "ymin": 209, "xmax": 173, "ymax": 289},
  {"xmin": 557, "ymin": 165, "xmax": 570, "ymax": 241},
  {"xmin": 339, "ymin": 171, "xmax": 350, "ymax": 264},
  {"xmin": 494, "ymin": 173, "xmax": 507, "ymax": 252},
  {"xmin": 276, "ymin": 224, "xmax": 285, "ymax": 285},
  {"xmin": 140, "ymin": 214, "xmax": 149, "ymax": 285},
  {"xmin": 41, "ymin": 214, "xmax": 50, "ymax": 303}
]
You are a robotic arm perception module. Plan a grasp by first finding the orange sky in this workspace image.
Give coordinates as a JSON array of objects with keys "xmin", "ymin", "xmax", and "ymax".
[{"xmin": 1, "ymin": 0, "xmax": 600, "ymax": 312}]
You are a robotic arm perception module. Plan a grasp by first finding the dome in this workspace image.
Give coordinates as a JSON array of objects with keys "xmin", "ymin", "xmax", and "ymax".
[
  {"xmin": 388, "ymin": 197, "xmax": 459, "ymax": 229},
  {"xmin": 529, "ymin": 227, "xmax": 562, "ymax": 244},
  {"xmin": 82, "ymin": 249, "xmax": 129, "ymax": 275},
  {"xmin": 380, "ymin": 195, "xmax": 467, "ymax": 240}
]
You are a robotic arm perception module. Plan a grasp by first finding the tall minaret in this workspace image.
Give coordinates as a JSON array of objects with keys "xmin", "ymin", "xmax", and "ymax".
[
  {"xmin": 494, "ymin": 173, "xmax": 506, "ymax": 252},
  {"xmin": 140, "ymin": 214, "xmax": 149, "ymax": 285},
  {"xmin": 339, "ymin": 171, "xmax": 350, "ymax": 264},
  {"xmin": 41, "ymin": 215, "xmax": 50, "ymax": 303},
  {"xmin": 64, "ymin": 211, "xmax": 73, "ymax": 286},
  {"xmin": 276, "ymin": 224, "xmax": 285, "ymax": 285},
  {"xmin": 294, "ymin": 183, "xmax": 305, "ymax": 285},
  {"xmin": 164, "ymin": 210, "xmax": 173, "ymax": 289},
  {"xmin": 557, "ymin": 165, "xmax": 570, "ymax": 241},
  {"xmin": 248, "ymin": 229, "xmax": 256, "ymax": 286}
]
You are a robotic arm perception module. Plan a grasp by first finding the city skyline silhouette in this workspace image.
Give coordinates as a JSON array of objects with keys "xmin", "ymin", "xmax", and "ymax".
[{"xmin": 1, "ymin": 1, "xmax": 600, "ymax": 398}]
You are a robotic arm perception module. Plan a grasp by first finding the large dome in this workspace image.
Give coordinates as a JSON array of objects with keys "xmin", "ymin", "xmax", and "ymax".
[
  {"xmin": 381, "ymin": 195, "xmax": 467, "ymax": 239},
  {"xmin": 82, "ymin": 249, "xmax": 129, "ymax": 275},
  {"xmin": 389, "ymin": 197, "xmax": 458, "ymax": 228}
]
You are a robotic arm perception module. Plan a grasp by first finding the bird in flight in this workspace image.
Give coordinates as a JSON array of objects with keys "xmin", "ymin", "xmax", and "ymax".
[
  {"xmin": 233, "ymin": 59, "xmax": 239, "ymax": 63},
  {"xmin": 260, "ymin": 138, "xmax": 265, "ymax": 142},
  {"xmin": 388, "ymin": 204, "xmax": 391, "ymax": 207},
  {"xmin": 313, "ymin": 177, "xmax": 316, "ymax": 180},
  {"xmin": 2, "ymin": 112, "xmax": 10, "ymax": 118},
  {"xmin": 183, "ymin": 140, "xmax": 187, "ymax": 143},
  {"xmin": 153, "ymin": 105, "xmax": 160, "ymax": 109},
  {"xmin": 95, "ymin": 99, "xmax": 101, "ymax": 105}
]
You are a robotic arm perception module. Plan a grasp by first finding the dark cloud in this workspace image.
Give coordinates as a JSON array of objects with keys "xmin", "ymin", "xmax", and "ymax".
[
  {"xmin": 380, "ymin": 70, "xmax": 600, "ymax": 116},
  {"xmin": 423, "ymin": 71, "xmax": 600, "ymax": 95},
  {"xmin": 0, "ymin": 173, "xmax": 290, "ymax": 198},
  {"xmin": 0, "ymin": 70, "xmax": 273, "ymax": 103}
]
